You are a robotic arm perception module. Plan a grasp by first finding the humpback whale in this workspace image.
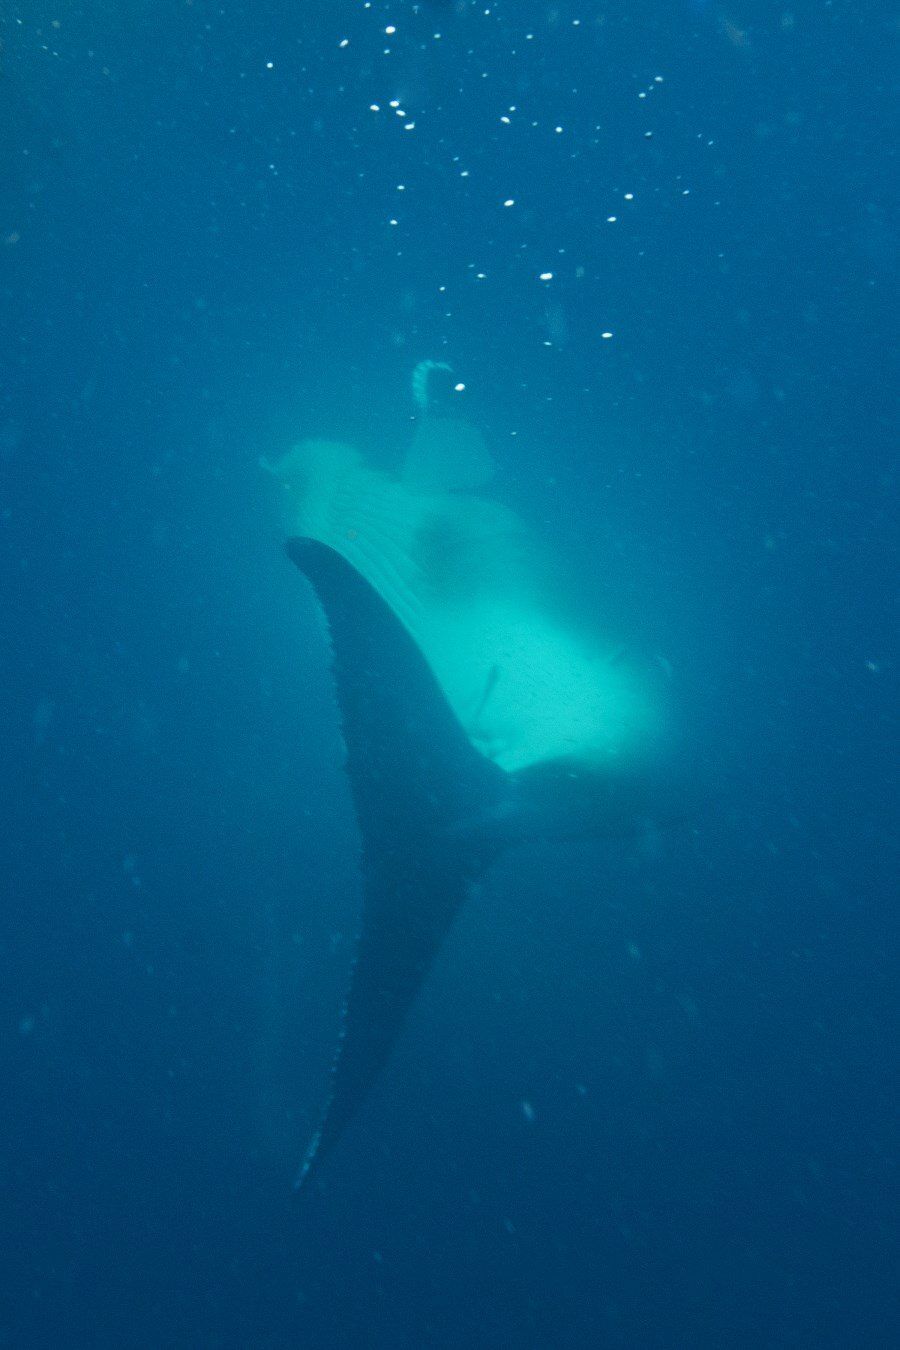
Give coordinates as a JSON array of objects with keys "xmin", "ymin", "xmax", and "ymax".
[{"xmin": 268, "ymin": 368, "xmax": 672, "ymax": 1185}]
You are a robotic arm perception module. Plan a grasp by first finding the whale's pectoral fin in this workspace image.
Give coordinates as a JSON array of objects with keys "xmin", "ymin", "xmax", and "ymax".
[{"xmin": 286, "ymin": 538, "xmax": 507, "ymax": 1185}]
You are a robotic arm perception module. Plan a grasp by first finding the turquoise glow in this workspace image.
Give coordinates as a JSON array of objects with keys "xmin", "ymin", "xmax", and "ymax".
[{"xmin": 269, "ymin": 423, "xmax": 661, "ymax": 775}]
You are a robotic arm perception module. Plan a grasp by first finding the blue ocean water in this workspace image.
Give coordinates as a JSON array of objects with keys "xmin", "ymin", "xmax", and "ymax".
[{"xmin": 1, "ymin": 2, "xmax": 896, "ymax": 1346}]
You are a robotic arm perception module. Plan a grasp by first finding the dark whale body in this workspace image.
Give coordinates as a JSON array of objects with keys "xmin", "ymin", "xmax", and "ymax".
[{"xmin": 287, "ymin": 536, "xmax": 671, "ymax": 1184}]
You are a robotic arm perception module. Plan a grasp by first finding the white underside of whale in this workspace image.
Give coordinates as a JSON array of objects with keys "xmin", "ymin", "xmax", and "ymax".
[{"xmin": 268, "ymin": 421, "xmax": 658, "ymax": 775}]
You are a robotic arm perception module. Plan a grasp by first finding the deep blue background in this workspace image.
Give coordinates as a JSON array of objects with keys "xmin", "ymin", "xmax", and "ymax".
[{"xmin": 1, "ymin": 2, "xmax": 896, "ymax": 1346}]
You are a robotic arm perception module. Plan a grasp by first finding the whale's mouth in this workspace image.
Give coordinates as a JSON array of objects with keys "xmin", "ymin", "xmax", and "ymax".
[{"xmin": 268, "ymin": 417, "xmax": 661, "ymax": 778}]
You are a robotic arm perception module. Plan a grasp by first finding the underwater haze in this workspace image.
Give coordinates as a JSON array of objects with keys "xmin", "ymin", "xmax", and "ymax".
[{"xmin": 1, "ymin": 2, "xmax": 896, "ymax": 1347}]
